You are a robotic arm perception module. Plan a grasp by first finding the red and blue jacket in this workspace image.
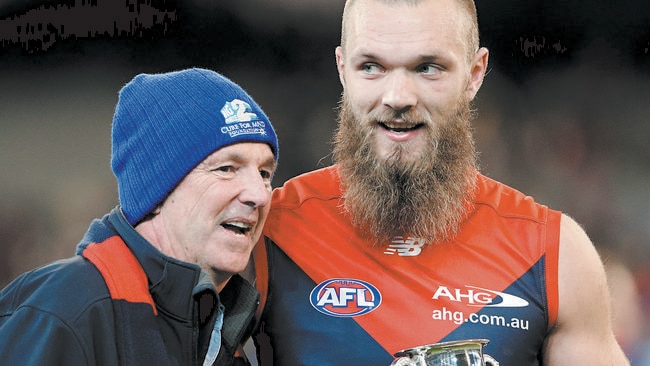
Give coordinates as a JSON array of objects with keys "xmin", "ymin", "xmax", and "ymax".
[
  {"xmin": 254, "ymin": 166, "xmax": 561, "ymax": 365},
  {"xmin": 0, "ymin": 208, "xmax": 258, "ymax": 365}
]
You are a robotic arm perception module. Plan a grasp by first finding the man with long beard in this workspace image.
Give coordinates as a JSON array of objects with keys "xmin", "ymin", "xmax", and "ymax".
[
  {"xmin": 334, "ymin": 93, "xmax": 477, "ymax": 245},
  {"xmin": 252, "ymin": 0, "xmax": 629, "ymax": 365}
]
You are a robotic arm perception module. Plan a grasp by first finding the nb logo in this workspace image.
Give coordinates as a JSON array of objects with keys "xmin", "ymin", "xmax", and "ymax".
[
  {"xmin": 220, "ymin": 99, "xmax": 258, "ymax": 124},
  {"xmin": 384, "ymin": 236, "xmax": 425, "ymax": 256}
]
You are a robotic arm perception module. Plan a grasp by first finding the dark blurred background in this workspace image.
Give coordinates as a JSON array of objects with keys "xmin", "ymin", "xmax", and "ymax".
[{"xmin": 1, "ymin": 0, "xmax": 649, "ymax": 361}]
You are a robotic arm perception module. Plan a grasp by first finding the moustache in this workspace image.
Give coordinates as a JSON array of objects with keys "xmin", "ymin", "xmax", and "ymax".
[{"xmin": 364, "ymin": 109, "xmax": 433, "ymax": 127}]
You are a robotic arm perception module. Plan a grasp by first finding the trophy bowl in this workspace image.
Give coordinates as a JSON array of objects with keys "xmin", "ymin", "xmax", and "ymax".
[{"xmin": 390, "ymin": 339, "xmax": 499, "ymax": 366}]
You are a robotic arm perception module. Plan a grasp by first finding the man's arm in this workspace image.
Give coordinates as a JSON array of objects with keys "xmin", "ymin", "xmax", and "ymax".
[{"xmin": 543, "ymin": 214, "xmax": 629, "ymax": 365}]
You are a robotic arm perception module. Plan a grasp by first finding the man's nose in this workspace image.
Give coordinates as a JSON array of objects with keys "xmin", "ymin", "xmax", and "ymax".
[
  {"xmin": 381, "ymin": 70, "xmax": 417, "ymax": 113},
  {"xmin": 239, "ymin": 172, "xmax": 271, "ymax": 208}
]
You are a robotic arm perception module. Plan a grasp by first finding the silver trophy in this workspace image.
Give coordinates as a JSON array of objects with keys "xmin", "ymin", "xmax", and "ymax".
[{"xmin": 390, "ymin": 339, "xmax": 499, "ymax": 366}]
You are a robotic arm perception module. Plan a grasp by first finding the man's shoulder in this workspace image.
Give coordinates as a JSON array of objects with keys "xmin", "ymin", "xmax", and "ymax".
[
  {"xmin": 271, "ymin": 166, "xmax": 342, "ymax": 208},
  {"xmin": 474, "ymin": 173, "xmax": 560, "ymax": 220},
  {"xmin": 0, "ymin": 255, "xmax": 110, "ymax": 322}
]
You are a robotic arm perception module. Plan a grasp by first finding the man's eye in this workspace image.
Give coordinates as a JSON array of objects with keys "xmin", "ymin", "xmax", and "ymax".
[
  {"xmin": 418, "ymin": 64, "xmax": 442, "ymax": 75},
  {"xmin": 361, "ymin": 63, "xmax": 382, "ymax": 74},
  {"xmin": 213, "ymin": 166, "xmax": 235, "ymax": 174},
  {"xmin": 260, "ymin": 169, "xmax": 273, "ymax": 181}
]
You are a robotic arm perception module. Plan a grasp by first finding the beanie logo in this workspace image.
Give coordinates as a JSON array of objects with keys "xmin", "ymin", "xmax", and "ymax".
[
  {"xmin": 219, "ymin": 99, "xmax": 270, "ymax": 139},
  {"xmin": 221, "ymin": 99, "xmax": 258, "ymax": 124}
]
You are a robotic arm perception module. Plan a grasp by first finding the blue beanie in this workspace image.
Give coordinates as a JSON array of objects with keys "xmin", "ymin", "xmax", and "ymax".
[{"xmin": 111, "ymin": 68, "xmax": 279, "ymax": 225}]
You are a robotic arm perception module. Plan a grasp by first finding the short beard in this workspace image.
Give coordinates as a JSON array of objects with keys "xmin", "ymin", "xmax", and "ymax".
[{"xmin": 332, "ymin": 95, "xmax": 478, "ymax": 246}]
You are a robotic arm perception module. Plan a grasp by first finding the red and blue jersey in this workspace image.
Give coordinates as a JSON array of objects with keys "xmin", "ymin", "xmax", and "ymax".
[{"xmin": 255, "ymin": 166, "xmax": 561, "ymax": 365}]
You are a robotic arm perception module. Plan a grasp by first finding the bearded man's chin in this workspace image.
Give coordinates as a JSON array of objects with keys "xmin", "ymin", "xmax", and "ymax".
[{"xmin": 333, "ymin": 95, "xmax": 478, "ymax": 246}]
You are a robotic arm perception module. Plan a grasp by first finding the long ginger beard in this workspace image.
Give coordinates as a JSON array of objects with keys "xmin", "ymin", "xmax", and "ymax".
[{"xmin": 332, "ymin": 95, "xmax": 478, "ymax": 245}]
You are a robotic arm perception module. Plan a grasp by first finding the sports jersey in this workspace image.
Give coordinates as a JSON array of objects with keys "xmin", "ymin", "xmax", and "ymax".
[{"xmin": 254, "ymin": 165, "xmax": 561, "ymax": 365}]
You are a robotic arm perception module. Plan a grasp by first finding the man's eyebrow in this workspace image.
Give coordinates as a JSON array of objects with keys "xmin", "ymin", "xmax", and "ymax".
[
  {"xmin": 356, "ymin": 52, "xmax": 378, "ymax": 60},
  {"xmin": 417, "ymin": 54, "xmax": 449, "ymax": 62},
  {"xmin": 202, "ymin": 151, "xmax": 276, "ymax": 169},
  {"xmin": 263, "ymin": 155, "xmax": 278, "ymax": 172},
  {"xmin": 352, "ymin": 51, "xmax": 451, "ymax": 64}
]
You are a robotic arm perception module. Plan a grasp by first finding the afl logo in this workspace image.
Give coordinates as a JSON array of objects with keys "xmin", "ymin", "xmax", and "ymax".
[{"xmin": 310, "ymin": 278, "xmax": 382, "ymax": 317}]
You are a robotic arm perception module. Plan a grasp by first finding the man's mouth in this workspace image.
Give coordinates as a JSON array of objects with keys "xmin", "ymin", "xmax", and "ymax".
[
  {"xmin": 221, "ymin": 220, "xmax": 253, "ymax": 235},
  {"xmin": 379, "ymin": 122, "xmax": 424, "ymax": 133}
]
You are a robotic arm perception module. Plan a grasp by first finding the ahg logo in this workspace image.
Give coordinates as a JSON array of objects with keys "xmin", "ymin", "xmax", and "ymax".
[
  {"xmin": 432, "ymin": 285, "xmax": 529, "ymax": 308},
  {"xmin": 310, "ymin": 278, "xmax": 382, "ymax": 317}
]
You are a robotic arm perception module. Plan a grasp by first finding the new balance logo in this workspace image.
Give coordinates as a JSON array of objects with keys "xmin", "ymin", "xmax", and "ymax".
[
  {"xmin": 220, "ymin": 99, "xmax": 258, "ymax": 124},
  {"xmin": 384, "ymin": 236, "xmax": 425, "ymax": 256}
]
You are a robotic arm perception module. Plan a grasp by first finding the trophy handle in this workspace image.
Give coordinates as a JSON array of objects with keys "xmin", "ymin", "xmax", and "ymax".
[
  {"xmin": 484, "ymin": 354, "xmax": 499, "ymax": 366},
  {"xmin": 389, "ymin": 355, "xmax": 425, "ymax": 366},
  {"xmin": 390, "ymin": 339, "xmax": 499, "ymax": 366}
]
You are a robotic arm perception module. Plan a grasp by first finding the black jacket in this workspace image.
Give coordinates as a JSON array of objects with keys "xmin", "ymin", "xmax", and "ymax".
[{"xmin": 0, "ymin": 207, "xmax": 259, "ymax": 365}]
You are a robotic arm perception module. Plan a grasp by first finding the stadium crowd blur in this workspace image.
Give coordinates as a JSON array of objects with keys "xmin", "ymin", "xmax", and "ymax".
[{"xmin": 1, "ymin": 0, "xmax": 649, "ymax": 363}]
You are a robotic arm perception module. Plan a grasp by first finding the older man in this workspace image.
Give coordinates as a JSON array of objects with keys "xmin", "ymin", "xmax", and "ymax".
[{"xmin": 0, "ymin": 68, "xmax": 278, "ymax": 366}]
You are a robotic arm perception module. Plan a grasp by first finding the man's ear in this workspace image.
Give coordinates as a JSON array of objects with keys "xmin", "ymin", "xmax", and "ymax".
[
  {"xmin": 335, "ymin": 46, "xmax": 346, "ymax": 88},
  {"xmin": 465, "ymin": 47, "xmax": 489, "ymax": 100}
]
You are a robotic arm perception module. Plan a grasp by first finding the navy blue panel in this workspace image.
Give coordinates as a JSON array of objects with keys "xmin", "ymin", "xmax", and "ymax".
[{"xmin": 262, "ymin": 242, "xmax": 393, "ymax": 366}]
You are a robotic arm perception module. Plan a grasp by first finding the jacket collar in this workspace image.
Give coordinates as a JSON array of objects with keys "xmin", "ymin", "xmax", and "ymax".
[
  {"xmin": 79, "ymin": 207, "xmax": 259, "ymax": 351},
  {"xmin": 108, "ymin": 207, "xmax": 260, "ymax": 352},
  {"xmin": 106, "ymin": 207, "xmax": 204, "ymax": 319}
]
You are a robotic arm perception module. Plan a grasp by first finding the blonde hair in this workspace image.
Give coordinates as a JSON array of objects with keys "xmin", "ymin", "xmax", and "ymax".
[{"xmin": 341, "ymin": 0, "xmax": 480, "ymax": 62}]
